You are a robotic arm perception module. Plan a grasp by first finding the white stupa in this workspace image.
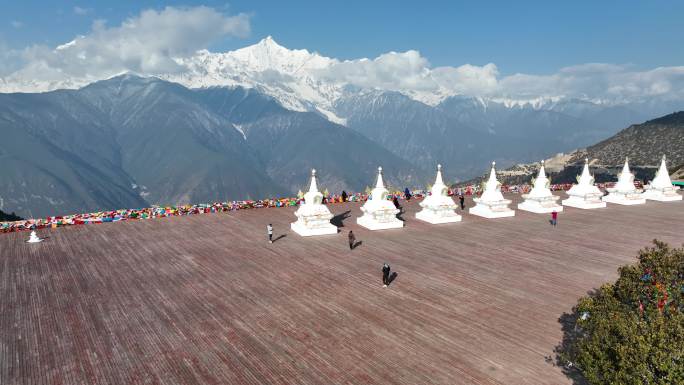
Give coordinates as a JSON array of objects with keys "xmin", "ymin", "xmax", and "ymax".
[
  {"xmin": 518, "ymin": 160, "xmax": 563, "ymax": 214},
  {"xmin": 561, "ymin": 158, "xmax": 606, "ymax": 209},
  {"xmin": 469, "ymin": 162, "xmax": 515, "ymax": 218},
  {"xmin": 416, "ymin": 164, "xmax": 462, "ymax": 224},
  {"xmin": 643, "ymin": 155, "xmax": 682, "ymax": 201},
  {"xmin": 602, "ymin": 157, "xmax": 645, "ymax": 205},
  {"xmin": 290, "ymin": 169, "xmax": 338, "ymax": 236},
  {"xmin": 357, "ymin": 167, "xmax": 403, "ymax": 230},
  {"xmin": 26, "ymin": 230, "xmax": 42, "ymax": 243}
]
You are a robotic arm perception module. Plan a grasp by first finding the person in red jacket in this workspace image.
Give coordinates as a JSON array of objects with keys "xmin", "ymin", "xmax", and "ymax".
[{"xmin": 550, "ymin": 210, "xmax": 558, "ymax": 227}]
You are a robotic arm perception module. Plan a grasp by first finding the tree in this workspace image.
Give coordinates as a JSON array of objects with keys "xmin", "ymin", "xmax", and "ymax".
[
  {"xmin": 0, "ymin": 210, "xmax": 23, "ymax": 221},
  {"xmin": 557, "ymin": 240, "xmax": 684, "ymax": 384}
]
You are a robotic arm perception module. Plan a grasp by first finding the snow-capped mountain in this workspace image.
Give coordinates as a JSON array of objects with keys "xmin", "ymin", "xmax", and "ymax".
[
  {"xmin": 162, "ymin": 36, "xmax": 342, "ymax": 114},
  {"xmin": 2, "ymin": 35, "xmax": 681, "ymax": 127},
  {"xmin": 2, "ymin": 36, "xmax": 684, "ymax": 218},
  {"xmin": 2, "ymin": 36, "xmax": 684, "ymax": 217}
]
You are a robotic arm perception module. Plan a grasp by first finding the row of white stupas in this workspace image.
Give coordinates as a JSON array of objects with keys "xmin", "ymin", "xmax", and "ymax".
[{"xmin": 290, "ymin": 156, "xmax": 682, "ymax": 236}]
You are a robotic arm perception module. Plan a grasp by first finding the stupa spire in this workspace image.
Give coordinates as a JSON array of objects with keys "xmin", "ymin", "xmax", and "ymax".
[
  {"xmin": 578, "ymin": 158, "xmax": 593, "ymax": 185},
  {"xmin": 375, "ymin": 166, "xmax": 385, "ymax": 189},
  {"xmin": 434, "ymin": 164, "xmax": 445, "ymax": 187},
  {"xmin": 308, "ymin": 169, "xmax": 318, "ymax": 193},
  {"xmin": 621, "ymin": 157, "xmax": 630, "ymax": 176},
  {"xmin": 538, "ymin": 160, "xmax": 547, "ymax": 180},
  {"xmin": 487, "ymin": 161, "xmax": 497, "ymax": 184}
]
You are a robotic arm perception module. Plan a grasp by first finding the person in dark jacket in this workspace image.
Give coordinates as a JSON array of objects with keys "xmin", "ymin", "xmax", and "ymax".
[
  {"xmin": 382, "ymin": 263, "xmax": 391, "ymax": 287},
  {"xmin": 348, "ymin": 230, "xmax": 356, "ymax": 250},
  {"xmin": 459, "ymin": 195, "xmax": 465, "ymax": 210},
  {"xmin": 404, "ymin": 188, "xmax": 412, "ymax": 200},
  {"xmin": 341, "ymin": 190, "xmax": 348, "ymax": 202}
]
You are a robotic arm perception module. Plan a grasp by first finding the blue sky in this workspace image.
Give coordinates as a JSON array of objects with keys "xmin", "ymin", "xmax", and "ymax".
[{"xmin": 2, "ymin": 1, "xmax": 683, "ymax": 75}]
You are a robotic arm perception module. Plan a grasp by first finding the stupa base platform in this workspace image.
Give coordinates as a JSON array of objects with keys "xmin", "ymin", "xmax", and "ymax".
[
  {"xmin": 290, "ymin": 222, "xmax": 338, "ymax": 236},
  {"xmin": 26, "ymin": 239, "xmax": 43, "ymax": 244},
  {"xmin": 415, "ymin": 210, "xmax": 462, "ymax": 224},
  {"xmin": 602, "ymin": 194, "xmax": 646, "ymax": 205},
  {"xmin": 356, "ymin": 216, "xmax": 404, "ymax": 230},
  {"xmin": 561, "ymin": 197, "xmax": 606, "ymax": 209},
  {"xmin": 517, "ymin": 200, "xmax": 563, "ymax": 214},
  {"xmin": 642, "ymin": 190, "xmax": 683, "ymax": 202},
  {"xmin": 469, "ymin": 204, "xmax": 515, "ymax": 219}
]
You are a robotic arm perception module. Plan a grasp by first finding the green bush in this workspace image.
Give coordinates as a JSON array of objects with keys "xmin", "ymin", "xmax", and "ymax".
[{"xmin": 557, "ymin": 240, "xmax": 684, "ymax": 384}]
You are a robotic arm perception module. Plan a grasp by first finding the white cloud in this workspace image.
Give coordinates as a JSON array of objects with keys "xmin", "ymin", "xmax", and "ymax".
[
  {"xmin": 73, "ymin": 6, "xmax": 91, "ymax": 16},
  {"xmin": 4, "ymin": 6, "xmax": 250, "ymax": 86},
  {"xmin": 320, "ymin": 50, "xmax": 437, "ymax": 91},
  {"xmin": 11, "ymin": 21, "xmax": 24, "ymax": 28},
  {"xmin": 316, "ymin": 49, "xmax": 684, "ymax": 103},
  {"xmin": 498, "ymin": 63, "xmax": 684, "ymax": 102},
  {"xmin": 0, "ymin": 41, "xmax": 22, "ymax": 76},
  {"xmin": 318, "ymin": 51, "xmax": 501, "ymax": 96},
  {"xmin": 431, "ymin": 63, "xmax": 499, "ymax": 95}
]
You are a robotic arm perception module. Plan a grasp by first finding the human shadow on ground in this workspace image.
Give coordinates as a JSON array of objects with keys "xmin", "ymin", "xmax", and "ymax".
[
  {"xmin": 351, "ymin": 240, "xmax": 363, "ymax": 250},
  {"xmin": 273, "ymin": 234, "xmax": 286, "ymax": 243},
  {"xmin": 331, "ymin": 210, "xmax": 351, "ymax": 227},
  {"xmin": 387, "ymin": 272, "xmax": 398, "ymax": 285}
]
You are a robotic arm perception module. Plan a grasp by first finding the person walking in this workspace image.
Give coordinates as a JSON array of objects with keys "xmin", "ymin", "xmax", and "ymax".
[
  {"xmin": 348, "ymin": 230, "xmax": 356, "ymax": 250},
  {"xmin": 459, "ymin": 195, "xmax": 465, "ymax": 210},
  {"xmin": 550, "ymin": 210, "xmax": 558, "ymax": 227},
  {"xmin": 382, "ymin": 263, "xmax": 391, "ymax": 287},
  {"xmin": 392, "ymin": 196, "xmax": 401, "ymax": 210},
  {"xmin": 404, "ymin": 188, "xmax": 412, "ymax": 201},
  {"xmin": 267, "ymin": 223, "xmax": 274, "ymax": 243},
  {"xmin": 341, "ymin": 190, "xmax": 348, "ymax": 202}
]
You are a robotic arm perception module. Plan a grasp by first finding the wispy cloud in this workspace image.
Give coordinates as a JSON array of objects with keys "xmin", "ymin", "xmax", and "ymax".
[
  {"xmin": 0, "ymin": 40, "xmax": 22, "ymax": 76},
  {"xmin": 3, "ymin": 6, "xmax": 251, "ymax": 86},
  {"xmin": 10, "ymin": 20, "xmax": 24, "ymax": 28},
  {"xmin": 73, "ymin": 6, "xmax": 91, "ymax": 16},
  {"xmin": 317, "ymin": 51, "xmax": 684, "ymax": 102}
]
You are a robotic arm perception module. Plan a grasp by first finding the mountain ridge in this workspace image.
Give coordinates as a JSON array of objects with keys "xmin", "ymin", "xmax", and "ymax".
[
  {"xmin": 0, "ymin": 75, "xmax": 424, "ymax": 218},
  {"xmin": 466, "ymin": 111, "xmax": 684, "ymax": 186}
]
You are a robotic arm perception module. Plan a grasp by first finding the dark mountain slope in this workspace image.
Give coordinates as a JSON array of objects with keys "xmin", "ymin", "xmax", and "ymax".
[
  {"xmin": 242, "ymin": 111, "xmax": 424, "ymax": 193},
  {"xmin": 568, "ymin": 111, "xmax": 684, "ymax": 166},
  {"xmin": 464, "ymin": 111, "xmax": 684, "ymax": 186},
  {"xmin": 79, "ymin": 76, "xmax": 282, "ymax": 204},
  {"xmin": 0, "ymin": 92, "xmax": 148, "ymax": 217},
  {"xmin": 0, "ymin": 76, "xmax": 425, "ymax": 217},
  {"xmin": 335, "ymin": 92, "xmax": 489, "ymax": 180}
]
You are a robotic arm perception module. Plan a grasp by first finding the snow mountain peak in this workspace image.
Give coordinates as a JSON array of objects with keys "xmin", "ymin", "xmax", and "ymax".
[{"xmin": 2, "ymin": 35, "xmax": 676, "ymax": 127}]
